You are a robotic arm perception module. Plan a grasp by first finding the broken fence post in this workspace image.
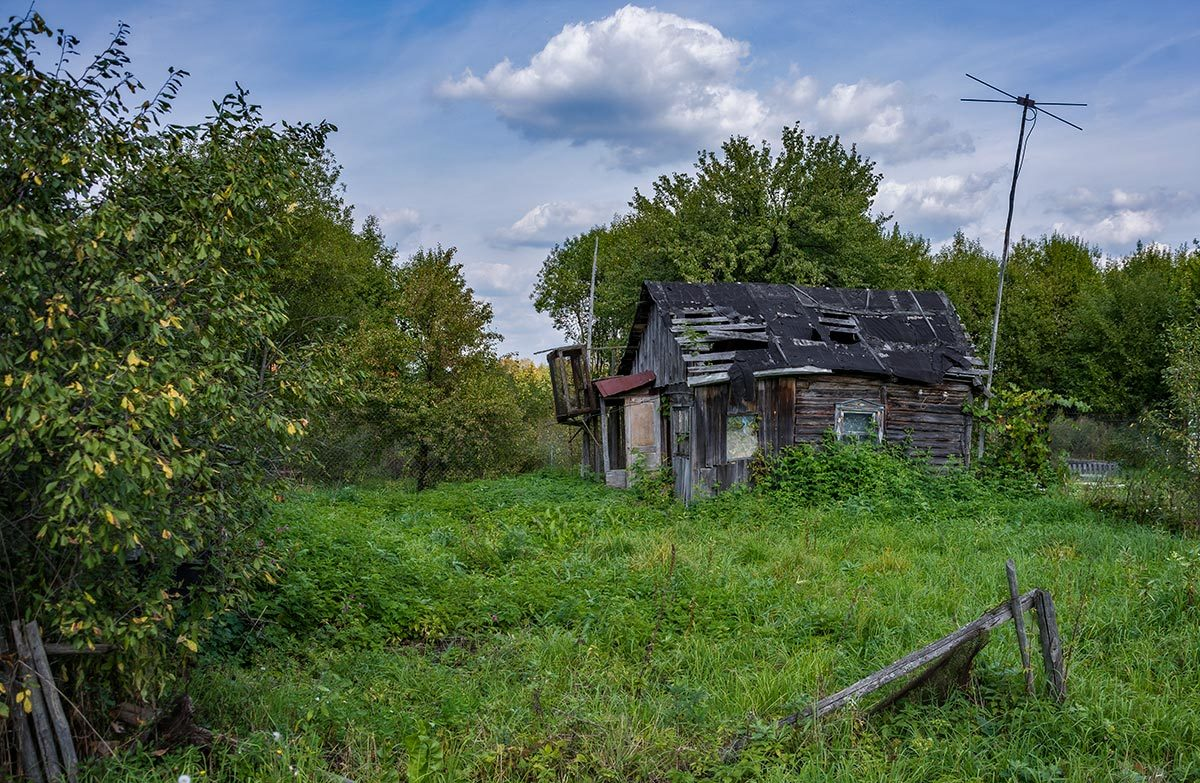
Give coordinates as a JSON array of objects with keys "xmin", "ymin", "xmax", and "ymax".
[
  {"xmin": 11, "ymin": 622, "xmax": 65, "ymax": 782},
  {"xmin": 25, "ymin": 621, "xmax": 80, "ymax": 782},
  {"xmin": 1033, "ymin": 589, "xmax": 1067, "ymax": 701},
  {"xmin": 1006, "ymin": 559, "xmax": 1035, "ymax": 696}
]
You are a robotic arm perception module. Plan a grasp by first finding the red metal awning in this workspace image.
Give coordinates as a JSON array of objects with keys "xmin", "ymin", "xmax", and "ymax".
[{"xmin": 593, "ymin": 370, "xmax": 655, "ymax": 399}]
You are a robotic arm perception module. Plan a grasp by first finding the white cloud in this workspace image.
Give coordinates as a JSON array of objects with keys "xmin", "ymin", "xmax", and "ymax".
[
  {"xmin": 775, "ymin": 78, "xmax": 974, "ymax": 162},
  {"xmin": 492, "ymin": 201, "xmax": 604, "ymax": 247},
  {"xmin": 468, "ymin": 262, "xmax": 527, "ymax": 296},
  {"xmin": 440, "ymin": 6, "xmax": 971, "ymax": 169},
  {"xmin": 439, "ymin": 5, "xmax": 769, "ymax": 167},
  {"xmin": 875, "ymin": 169, "xmax": 1005, "ymax": 233},
  {"xmin": 1048, "ymin": 186, "xmax": 1197, "ymax": 247}
]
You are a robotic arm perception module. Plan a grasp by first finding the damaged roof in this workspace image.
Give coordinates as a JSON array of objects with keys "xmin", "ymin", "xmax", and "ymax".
[{"xmin": 619, "ymin": 281, "xmax": 985, "ymax": 391}]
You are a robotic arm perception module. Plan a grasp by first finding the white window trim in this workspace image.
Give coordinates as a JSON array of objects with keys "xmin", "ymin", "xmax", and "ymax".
[{"xmin": 834, "ymin": 399, "xmax": 884, "ymax": 443}]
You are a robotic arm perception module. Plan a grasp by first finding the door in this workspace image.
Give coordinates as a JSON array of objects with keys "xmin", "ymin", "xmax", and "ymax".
[{"xmin": 624, "ymin": 393, "xmax": 661, "ymax": 471}]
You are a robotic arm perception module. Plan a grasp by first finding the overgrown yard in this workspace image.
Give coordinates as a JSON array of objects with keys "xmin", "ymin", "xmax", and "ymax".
[{"xmin": 88, "ymin": 465, "xmax": 1199, "ymax": 782}]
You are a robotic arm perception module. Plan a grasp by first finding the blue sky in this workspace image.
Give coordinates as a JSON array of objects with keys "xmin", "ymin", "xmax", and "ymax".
[{"xmin": 23, "ymin": 0, "xmax": 1200, "ymax": 356}]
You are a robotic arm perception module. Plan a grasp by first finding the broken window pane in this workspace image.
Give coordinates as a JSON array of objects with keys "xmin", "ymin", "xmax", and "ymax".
[{"xmin": 726, "ymin": 413, "xmax": 758, "ymax": 460}]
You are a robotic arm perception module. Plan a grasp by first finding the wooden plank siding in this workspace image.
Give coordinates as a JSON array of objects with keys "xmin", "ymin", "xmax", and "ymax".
[
  {"xmin": 793, "ymin": 375, "xmax": 973, "ymax": 463},
  {"xmin": 630, "ymin": 307, "xmax": 687, "ymax": 388},
  {"xmin": 756, "ymin": 377, "xmax": 796, "ymax": 454}
]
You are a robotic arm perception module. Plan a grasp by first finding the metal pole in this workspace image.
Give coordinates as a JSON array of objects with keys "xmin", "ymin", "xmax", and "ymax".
[{"xmin": 977, "ymin": 98, "xmax": 1030, "ymax": 459}]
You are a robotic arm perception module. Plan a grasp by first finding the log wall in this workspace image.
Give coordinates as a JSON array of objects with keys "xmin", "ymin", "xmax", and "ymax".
[{"xmin": 792, "ymin": 374, "xmax": 973, "ymax": 463}]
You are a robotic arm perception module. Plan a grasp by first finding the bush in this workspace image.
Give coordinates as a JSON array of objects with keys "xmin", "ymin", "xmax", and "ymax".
[
  {"xmin": 751, "ymin": 435, "xmax": 1009, "ymax": 508},
  {"xmin": 0, "ymin": 12, "xmax": 331, "ymax": 697}
]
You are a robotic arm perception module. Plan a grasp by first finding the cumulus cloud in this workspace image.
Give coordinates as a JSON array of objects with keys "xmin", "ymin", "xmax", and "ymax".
[
  {"xmin": 492, "ymin": 201, "xmax": 604, "ymax": 247},
  {"xmin": 440, "ymin": 5, "xmax": 767, "ymax": 167},
  {"xmin": 875, "ymin": 169, "xmax": 1006, "ymax": 233},
  {"xmin": 774, "ymin": 78, "xmax": 974, "ymax": 162},
  {"xmin": 440, "ymin": 6, "xmax": 971, "ymax": 169},
  {"xmin": 373, "ymin": 207, "xmax": 422, "ymax": 242},
  {"xmin": 468, "ymin": 261, "xmax": 528, "ymax": 296},
  {"xmin": 1048, "ymin": 187, "xmax": 1197, "ymax": 247}
]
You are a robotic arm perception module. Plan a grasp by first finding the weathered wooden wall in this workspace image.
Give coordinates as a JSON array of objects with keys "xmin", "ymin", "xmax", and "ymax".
[
  {"xmin": 793, "ymin": 375, "xmax": 973, "ymax": 463},
  {"xmin": 630, "ymin": 306, "xmax": 687, "ymax": 387}
]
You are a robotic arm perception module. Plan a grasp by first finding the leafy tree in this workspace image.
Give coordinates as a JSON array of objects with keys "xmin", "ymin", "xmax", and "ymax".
[
  {"xmin": 998, "ymin": 234, "xmax": 1103, "ymax": 395},
  {"xmin": 534, "ymin": 125, "xmax": 896, "ymax": 363},
  {"xmin": 0, "ymin": 12, "xmax": 331, "ymax": 694},
  {"xmin": 918, "ymin": 232, "xmax": 999, "ymax": 348},
  {"xmin": 355, "ymin": 246, "xmax": 525, "ymax": 488}
]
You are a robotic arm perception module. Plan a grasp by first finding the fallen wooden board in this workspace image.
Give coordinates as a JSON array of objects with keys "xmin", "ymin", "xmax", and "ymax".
[{"xmin": 724, "ymin": 589, "xmax": 1039, "ymax": 758}]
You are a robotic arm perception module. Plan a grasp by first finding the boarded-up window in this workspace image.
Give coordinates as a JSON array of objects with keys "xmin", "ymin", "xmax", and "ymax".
[
  {"xmin": 624, "ymin": 395, "xmax": 661, "ymax": 470},
  {"xmin": 726, "ymin": 413, "xmax": 759, "ymax": 460}
]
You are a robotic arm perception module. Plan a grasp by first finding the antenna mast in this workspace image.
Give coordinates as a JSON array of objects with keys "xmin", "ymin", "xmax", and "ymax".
[{"xmin": 961, "ymin": 74, "xmax": 1085, "ymax": 459}]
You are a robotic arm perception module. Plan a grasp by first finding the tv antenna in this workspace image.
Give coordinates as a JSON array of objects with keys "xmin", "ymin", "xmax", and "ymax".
[{"xmin": 961, "ymin": 73, "xmax": 1085, "ymax": 458}]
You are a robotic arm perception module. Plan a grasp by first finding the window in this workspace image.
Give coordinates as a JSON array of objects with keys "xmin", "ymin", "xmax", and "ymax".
[
  {"xmin": 835, "ymin": 399, "xmax": 883, "ymax": 443},
  {"xmin": 726, "ymin": 413, "xmax": 759, "ymax": 460}
]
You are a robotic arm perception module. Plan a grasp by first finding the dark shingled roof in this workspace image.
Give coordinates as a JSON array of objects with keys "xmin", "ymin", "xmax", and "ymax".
[{"xmin": 619, "ymin": 282, "xmax": 985, "ymax": 395}]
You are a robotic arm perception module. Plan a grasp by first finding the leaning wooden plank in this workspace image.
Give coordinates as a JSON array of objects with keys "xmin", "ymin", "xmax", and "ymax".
[
  {"xmin": 725, "ymin": 590, "xmax": 1038, "ymax": 758},
  {"xmin": 25, "ymin": 622, "xmax": 78, "ymax": 782},
  {"xmin": 1034, "ymin": 589, "xmax": 1067, "ymax": 701},
  {"xmin": 11, "ymin": 622, "xmax": 64, "ymax": 781},
  {"xmin": 784, "ymin": 590, "xmax": 1037, "ymax": 724},
  {"xmin": 7, "ymin": 648, "xmax": 46, "ymax": 783},
  {"xmin": 1006, "ymin": 561, "xmax": 1035, "ymax": 696}
]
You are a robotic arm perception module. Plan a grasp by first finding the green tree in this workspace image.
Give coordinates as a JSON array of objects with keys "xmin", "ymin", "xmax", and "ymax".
[
  {"xmin": 533, "ymin": 125, "xmax": 897, "ymax": 362},
  {"xmin": 0, "ymin": 12, "xmax": 331, "ymax": 694},
  {"xmin": 355, "ymin": 246, "xmax": 525, "ymax": 489}
]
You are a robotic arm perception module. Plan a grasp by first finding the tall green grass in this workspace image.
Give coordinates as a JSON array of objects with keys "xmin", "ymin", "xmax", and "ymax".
[{"xmin": 84, "ymin": 454, "xmax": 1200, "ymax": 782}]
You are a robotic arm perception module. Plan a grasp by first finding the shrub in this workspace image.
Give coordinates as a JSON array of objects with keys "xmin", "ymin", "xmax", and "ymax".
[{"xmin": 0, "ymin": 12, "xmax": 331, "ymax": 697}]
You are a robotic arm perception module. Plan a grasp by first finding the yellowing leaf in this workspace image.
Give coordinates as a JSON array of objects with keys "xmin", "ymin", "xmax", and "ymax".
[
  {"xmin": 29, "ymin": 350, "xmax": 39, "ymax": 361},
  {"xmin": 183, "ymin": 638, "xmax": 198, "ymax": 653},
  {"xmin": 120, "ymin": 397, "xmax": 135, "ymax": 412},
  {"xmin": 104, "ymin": 509, "xmax": 116, "ymax": 524},
  {"xmin": 286, "ymin": 422, "xmax": 297, "ymax": 436},
  {"xmin": 161, "ymin": 529, "xmax": 172, "ymax": 540},
  {"xmin": 158, "ymin": 458, "xmax": 174, "ymax": 479},
  {"xmin": 126, "ymin": 350, "xmax": 144, "ymax": 368},
  {"xmin": 3, "ymin": 374, "xmax": 11, "ymax": 386}
]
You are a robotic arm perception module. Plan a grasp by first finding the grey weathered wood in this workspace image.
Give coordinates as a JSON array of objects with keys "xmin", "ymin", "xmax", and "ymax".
[
  {"xmin": 1034, "ymin": 589, "xmax": 1067, "ymax": 701},
  {"xmin": 782, "ymin": 590, "xmax": 1036, "ymax": 724},
  {"xmin": 11, "ymin": 622, "xmax": 64, "ymax": 781},
  {"xmin": 25, "ymin": 622, "xmax": 79, "ymax": 782},
  {"xmin": 683, "ymin": 351, "xmax": 739, "ymax": 362},
  {"xmin": 724, "ymin": 590, "xmax": 1038, "ymax": 758},
  {"xmin": 7, "ymin": 648, "xmax": 46, "ymax": 783},
  {"xmin": 1006, "ymin": 560, "xmax": 1035, "ymax": 696}
]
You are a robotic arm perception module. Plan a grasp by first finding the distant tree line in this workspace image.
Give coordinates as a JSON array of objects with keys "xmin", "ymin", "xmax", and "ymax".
[{"xmin": 533, "ymin": 127, "xmax": 1200, "ymax": 420}]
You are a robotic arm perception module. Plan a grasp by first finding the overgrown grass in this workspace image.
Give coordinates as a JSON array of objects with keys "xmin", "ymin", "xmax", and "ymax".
[{"xmin": 84, "ymin": 451, "xmax": 1200, "ymax": 782}]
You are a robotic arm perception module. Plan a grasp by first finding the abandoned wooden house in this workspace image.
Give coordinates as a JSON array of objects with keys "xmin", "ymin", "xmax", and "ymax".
[{"xmin": 548, "ymin": 281, "xmax": 985, "ymax": 502}]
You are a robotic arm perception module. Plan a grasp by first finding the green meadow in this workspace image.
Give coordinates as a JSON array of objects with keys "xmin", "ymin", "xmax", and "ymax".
[{"xmin": 87, "ymin": 460, "xmax": 1200, "ymax": 782}]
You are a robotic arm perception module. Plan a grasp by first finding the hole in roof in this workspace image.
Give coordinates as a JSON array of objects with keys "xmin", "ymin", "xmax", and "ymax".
[
  {"xmin": 711, "ymin": 337, "xmax": 767, "ymax": 352},
  {"xmin": 829, "ymin": 330, "xmax": 859, "ymax": 345}
]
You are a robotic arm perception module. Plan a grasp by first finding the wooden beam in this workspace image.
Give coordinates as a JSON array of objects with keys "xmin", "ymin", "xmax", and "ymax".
[
  {"xmin": 1034, "ymin": 589, "xmax": 1067, "ymax": 701},
  {"xmin": 25, "ymin": 622, "xmax": 79, "ymax": 782},
  {"xmin": 11, "ymin": 622, "xmax": 64, "ymax": 781},
  {"xmin": 725, "ymin": 590, "xmax": 1039, "ymax": 759},
  {"xmin": 1006, "ymin": 560, "xmax": 1035, "ymax": 696}
]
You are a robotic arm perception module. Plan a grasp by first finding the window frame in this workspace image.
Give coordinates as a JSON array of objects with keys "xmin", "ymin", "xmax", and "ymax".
[{"xmin": 834, "ymin": 399, "xmax": 884, "ymax": 443}]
